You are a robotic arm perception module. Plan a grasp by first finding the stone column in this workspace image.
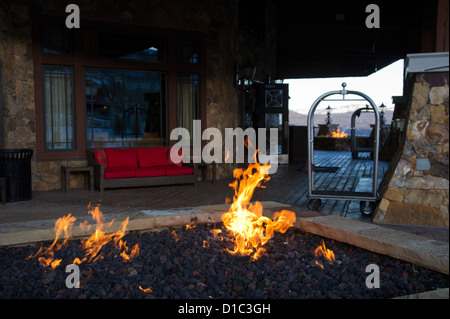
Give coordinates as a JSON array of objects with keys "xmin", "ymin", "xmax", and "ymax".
[{"xmin": 373, "ymin": 72, "xmax": 449, "ymax": 227}]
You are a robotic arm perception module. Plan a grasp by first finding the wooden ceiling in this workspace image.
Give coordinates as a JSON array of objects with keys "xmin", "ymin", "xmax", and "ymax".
[{"xmin": 276, "ymin": 0, "xmax": 437, "ymax": 78}]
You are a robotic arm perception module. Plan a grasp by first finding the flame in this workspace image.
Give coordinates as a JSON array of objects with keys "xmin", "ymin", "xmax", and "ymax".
[
  {"xmin": 210, "ymin": 229, "xmax": 223, "ymax": 242},
  {"xmin": 77, "ymin": 205, "xmax": 136, "ymax": 264},
  {"xmin": 314, "ymin": 240, "xmax": 335, "ymax": 269},
  {"xmin": 26, "ymin": 213, "xmax": 76, "ymax": 270},
  {"xmin": 130, "ymin": 244, "xmax": 140, "ymax": 258},
  {"xmin": 120, "ymin": 243, "xmax": 140, "ymax": 262},
  {"xmin": 139, "ymin": 286, "xmax": 152, "ymax": 293},
  {"xmin": 284, "ymin": 234, "xmax": 296, "ymax": 244},
  {"xmin": 185, "ymin": 220, "xmax": 196, "ymax": 230},
  {"xmin": 331, "ymin": 128, "xmax": 348, "ymax": 138},
  {"xmin": 27, "ymin": 205, "xmax": 139, "ymax": 270},
  {"xmin": 219, "ymin": 159, "xmax": 296, "ymax": 261},
  {"xmin": 53, "ymin": 214, "xmax": 77, "ymax": 249},
  {"xmin": 171, "ymin": 229, "xmax": 180, "ymax": 242},
  {"xmin": 38, "ymin": 256, "xmax": 62, "ymax": 270}
]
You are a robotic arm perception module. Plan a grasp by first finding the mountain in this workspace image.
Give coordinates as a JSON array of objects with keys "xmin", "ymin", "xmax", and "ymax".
[{"xmin": 288, "ymin": 109, "xmax": 393, "ymax": 136}]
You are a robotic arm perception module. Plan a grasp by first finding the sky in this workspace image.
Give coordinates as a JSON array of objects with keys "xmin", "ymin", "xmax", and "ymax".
[{"xmin": 285, "ymin": 59, "xmax": 405, "ymax": 114}]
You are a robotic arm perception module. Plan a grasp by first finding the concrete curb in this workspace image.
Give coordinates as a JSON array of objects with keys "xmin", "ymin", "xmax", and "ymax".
[
  {"xmin": 296, "ymin": 215, "xmax": 449, "ymax": 275},
  {"xmin": 393, "ymin": 288, "xmax": 449, "ymax": 299}
]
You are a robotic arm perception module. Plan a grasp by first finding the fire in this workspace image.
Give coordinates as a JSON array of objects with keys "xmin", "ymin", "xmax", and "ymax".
[
  {"xmin": 185, "ymin": 220, "xmax": 196, "ymax": 230},
  {"xmin": 171, "ymin": 229, "xmax": 181, "ymax": 242},
  {"xmin": 331, "ymin": 128, "xmax": 347, "ymax": 138},
  {"xmin": 219, "ymin": 160, "xmax": 296, "ymax": 261},
  {"xmin": 314, "ymin": 240, "xmax": 336, "ymax": 269},
  {"xmin": 138, "ymin": 286, "xmax": 152, "ymax": 293},
  {"xmin": 26, "ymin": 213, "xmax": 76, "ymax": 270},
  {"xmin": 27, "ymin": 204, "xmax": 139, "ymax": 270},
  {"xmin": 210, "ymin": 229, "xmax": 223, "ymax": 240},
  {"xmin": 77, "ymin": 204, "xmax": 138, "ymax": 264}
]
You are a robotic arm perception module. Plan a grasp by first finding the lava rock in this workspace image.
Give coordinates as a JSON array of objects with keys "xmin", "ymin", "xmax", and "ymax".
[{"xmin": 0, "ymin": 224, "xmax": 447, "ymax": 299}]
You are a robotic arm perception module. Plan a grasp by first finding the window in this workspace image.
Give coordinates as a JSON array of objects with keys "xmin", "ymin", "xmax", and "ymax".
[
  {"xmin": 84, "ymin": 30, "xmax": 165, "ymax": 62},
  {"xmin": 34, "ymin": 18, "xmax": 204, "ymax": 160},
  {"xmin": 42, "ymin": 66, "xmax": 75, "ymax": 151},
  {"xmin": 177, "ymin": 73, "xmax": 199, "ymax": 142},
  {"xmin": 176, "ymin": 38, "xmax": 200, "ymax": 64},
  {"xmin": 85, "ymin": 69, "xmax": 166, "ymax": 148},
  {"xmin": 41, "ymin": 25, "xmax": 73, "ymax": 55}
]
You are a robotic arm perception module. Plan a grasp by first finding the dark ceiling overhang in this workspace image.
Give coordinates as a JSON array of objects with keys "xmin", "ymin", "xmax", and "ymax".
[{"xmin": 276, "ymin": 0, "xmax": 435, "ymax": 79}]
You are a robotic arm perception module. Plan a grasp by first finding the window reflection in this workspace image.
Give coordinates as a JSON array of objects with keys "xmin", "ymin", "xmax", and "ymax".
[
  {"xmin": 84, "ymin": 30, "xmax": 165, "ymax": 62},
  {"xmin": 85, "ymin": 69, "xmax": 166, "ymax": 148}
]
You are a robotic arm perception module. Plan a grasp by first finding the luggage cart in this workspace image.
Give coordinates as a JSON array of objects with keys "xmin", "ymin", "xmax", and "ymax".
[
  {"xmin": 306, "ymin": 83, "xmax": 381, "ymax": 216},
  {"xmin": 351, "ymin": 105, "xmax": 375, "ymax": 159}
]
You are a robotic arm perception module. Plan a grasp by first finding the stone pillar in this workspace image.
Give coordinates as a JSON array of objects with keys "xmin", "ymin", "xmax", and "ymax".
[{"xmin": 373, "ymin": 72, "xmax": 449, "ymax": 227}]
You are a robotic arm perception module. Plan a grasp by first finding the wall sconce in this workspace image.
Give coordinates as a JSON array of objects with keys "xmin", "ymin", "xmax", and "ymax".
[
  {"xmin": 235, "ymin": 59, "xmax": 256, "ymax": 87},
  {"xmin": 243, "ymin": 60, "xmax": 256, "ymax": 83},
  {"xmin": 325, "ymin": 105, "xmax": 333, "ymax": 124},
  {"xmin": 379, "ymin": 103, "xmax": 386, "ymax": 124}
]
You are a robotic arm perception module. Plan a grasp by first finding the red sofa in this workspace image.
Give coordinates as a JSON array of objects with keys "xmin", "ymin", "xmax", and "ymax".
[{"xmin": 86, "ymin": 147, "xmax": 197, "ymax": 191}]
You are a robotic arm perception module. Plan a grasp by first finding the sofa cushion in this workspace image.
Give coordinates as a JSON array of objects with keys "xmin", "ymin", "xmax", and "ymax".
[
  {"xmin": 135, "ymin": 167, "xmax": 166, "ymax": 178},
  {"xmin": 94, "ymin": 149, "xmax": 108, "ymax": 168},
  {"xmin": 136, "ymin": 147, "xmax": 168, "ymax": 168},
  {"xmin": 105, "ymin": 148, "xmax": 138, "ymax": 169},
  {"xmin": 165, "ymin": 165, "xmax": 194, "ymax": 176},
  {"xmin": 104, "ymin": 168, "xmax": 136, "ymax": 179},
  {"xmin": 167, "ymin": 146, "xmax": 185, "ymax": 166}
]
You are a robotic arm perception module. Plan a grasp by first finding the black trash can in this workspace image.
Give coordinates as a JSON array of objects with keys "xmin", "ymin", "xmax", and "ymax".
[{"xmin": 0, "ymin": 149, "xmax": 33, "ymax": 202}]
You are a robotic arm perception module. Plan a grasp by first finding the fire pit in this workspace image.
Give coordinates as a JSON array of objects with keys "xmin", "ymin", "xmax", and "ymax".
[
  {"xmin": 0, "ymin": 222, "xmax": 447, "ymax": 299},
  {"xmin": 314, "ymin": 136, "xmax": 351, "ymax": 151},
  {"xmin": 0, "ymin": 158, "xmax": 447, "ymax": 300},
  {"xmin": 314, "ymin": 127, "xmax": 352, "ymax": 151}
]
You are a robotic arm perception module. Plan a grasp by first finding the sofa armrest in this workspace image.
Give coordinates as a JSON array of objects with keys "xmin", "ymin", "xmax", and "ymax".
[
  {"xmin": 86, "ymin": 149, "xmax": 105, "ymax": 191},
  {"xmin": 86, "ymin": 148, "xmax": 97, "ymax": 166}
]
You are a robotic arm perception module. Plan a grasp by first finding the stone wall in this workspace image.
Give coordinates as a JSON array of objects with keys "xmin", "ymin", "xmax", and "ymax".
[
  {"xmin": 374, "ymin": 72, "xmax": 449, "ymax": 227},
  {"xmin": 0, "ymin": 1, "xmax": 35, "ymax": 151},
  {"xmin": 0, "ymin": 0, "xmax": 277, "ymax": 190}
]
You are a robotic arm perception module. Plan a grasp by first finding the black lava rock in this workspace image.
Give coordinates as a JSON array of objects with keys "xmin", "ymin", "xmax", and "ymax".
[{"xmin": 0, "ymin": 224, "xmax": 447, "ymax": 299}]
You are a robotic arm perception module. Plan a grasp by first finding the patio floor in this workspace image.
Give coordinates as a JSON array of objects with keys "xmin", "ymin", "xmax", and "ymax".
[{"xmin": 0, "ymin": 150, "xmax": 448, "ymax": 242}]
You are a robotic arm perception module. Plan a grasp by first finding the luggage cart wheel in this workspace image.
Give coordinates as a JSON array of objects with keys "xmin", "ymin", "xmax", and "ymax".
[
  {"xmin": 307, "ymin": 199, "xmax": 322, "ymax": 211},
  {"xmin": 360, "ymin": 201, "xmax": 375, "ymax": 217}
]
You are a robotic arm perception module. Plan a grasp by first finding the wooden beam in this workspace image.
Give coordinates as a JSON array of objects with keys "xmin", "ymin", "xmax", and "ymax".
[{"xmin": 435, "ymin": 0, "xmax": 449, "ymax": 52}]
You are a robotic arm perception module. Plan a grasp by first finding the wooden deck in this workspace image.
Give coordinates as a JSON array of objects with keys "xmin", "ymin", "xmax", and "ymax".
[
  {"xmin": 251, "ymin": 150, "xmax": 390, "ymax": 221},
  {"xmin": 0, "ymin": 150, "xmax": 390, "ymax": 224},
  {"xmin": 311, "ymin": 150, "xmax": 389, "ymax": 217}
]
